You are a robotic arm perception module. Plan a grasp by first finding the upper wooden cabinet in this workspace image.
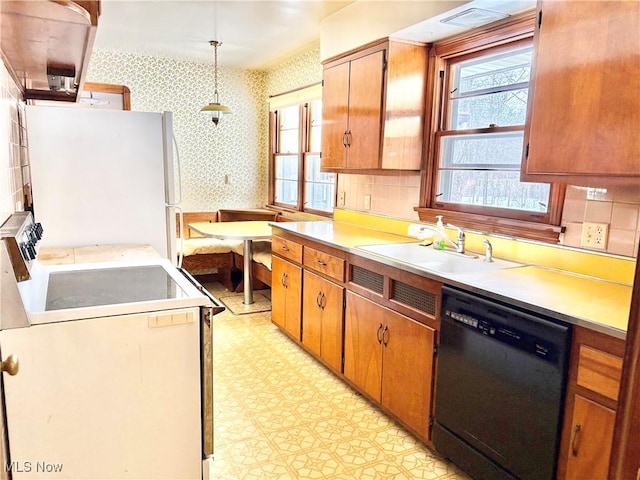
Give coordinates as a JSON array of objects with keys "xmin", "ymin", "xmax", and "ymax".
[
  {"xmin": 522, "ymin": 0, "xmax": 640, "ymax": 185},
  {"xmin": 321, "ymin": 38, "xmax": 428, "ymax": 173},
  {"xmin": 0, "ymin": 1, "xmax": 100, "ymax": 102}
]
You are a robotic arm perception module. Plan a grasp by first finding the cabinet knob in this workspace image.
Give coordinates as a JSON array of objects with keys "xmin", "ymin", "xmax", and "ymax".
[{"xmin": 1, "ymin": 354, "xmax": 19, "ymax": 376}]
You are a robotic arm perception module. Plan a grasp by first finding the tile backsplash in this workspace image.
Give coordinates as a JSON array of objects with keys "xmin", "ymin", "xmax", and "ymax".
[
  {"xmin": 0, "ymin": 61, "xmax": 26, "ymax": 225},
  {"xmin": 561, "ymin": 185, "xmax": 640, "ymax": 257},
  {"xmin": 337, "ymin": 174, "xmax": 421, "ymax": 221}
]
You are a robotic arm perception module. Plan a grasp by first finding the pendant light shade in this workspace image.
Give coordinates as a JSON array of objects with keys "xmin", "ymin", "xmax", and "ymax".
[{"xmin": 201, "ymin": 40, "xmax": 231, "ymax": 125}]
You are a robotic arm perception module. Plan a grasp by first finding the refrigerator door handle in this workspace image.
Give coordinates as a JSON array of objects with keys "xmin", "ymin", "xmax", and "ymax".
[
  {"xmin": 168, "ymin": 129, "xmax": 183, "ymax": 206},
  {"xmin": 169, "ymin": 205, "xmax": 184, "ymax": 268}
]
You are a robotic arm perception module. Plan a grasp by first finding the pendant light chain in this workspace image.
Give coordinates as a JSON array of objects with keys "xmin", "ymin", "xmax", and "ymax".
[{"xmin": 213, "ymin": 41, "xmax": 220, "ymax": 102}]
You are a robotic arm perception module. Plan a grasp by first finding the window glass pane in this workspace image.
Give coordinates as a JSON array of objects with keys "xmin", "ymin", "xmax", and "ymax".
[
  {"xmin": 279, "ymin": 130, "xmax": 299, "ymax": 153},
  {"xmin": 309, "ymin": 100, "xmax": 322, "ymax": 153},
  {"xmin": 304, "ymin": 154, "xmax": 335, "ymax": 212},
  {"xmin": 440, "ymin": 131, "xmax": 525, "ymax": 168},
  {"xmin": 437, "ymin": 170, "xmax": 550, "ymax": 212},
  {"xmin": 453, "ymin": 47, "xmax": 532, "ymax": 97},
  {"xmin": 275, "ymin": 155, "xmax": 299, "ymax": 180},
  {"xmin": 279, "ymin": 105, "xmax": 299, "ymax": 130},
  {"xmin": 278, "ymin": 105, "xmax": 299, "ymax": 153},
  {"xmin": 450, "ymin": 89, "xmax": 528, "ymax": 129},
  {"xmin": 275, "ymin": 180, "xmax": 298, "ymax": 206}
]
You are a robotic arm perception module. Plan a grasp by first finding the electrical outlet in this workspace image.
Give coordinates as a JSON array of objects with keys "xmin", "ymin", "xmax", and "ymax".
[
  {"xmin": 339, "ymin": 191, "xmax": 346, "ymax": 206},
  {"xmin": 581, "ymin": 222, "xmax": 609, "ymax": 249},
  {"xmin": 364, "ymin": 194, "xmax": 371, "ymax": 210}
]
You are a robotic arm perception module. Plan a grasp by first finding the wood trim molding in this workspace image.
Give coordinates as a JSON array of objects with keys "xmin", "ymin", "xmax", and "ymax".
[
  {"xmin": 435, "ymin": 11, "xmax": 536, "ymax": 58},
  {"xmin": 415, "ymin": 207, "xmax": 562, "ymax": 243},
  {"xmin": 83, "ymin": 82, "xmax": 131, "ymax": 110}
]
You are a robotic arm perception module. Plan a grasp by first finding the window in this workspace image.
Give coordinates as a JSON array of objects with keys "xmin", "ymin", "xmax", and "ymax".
[
  {"xmin": 271, "ymin": 97, "xmax": 336, "ymax": 214},
  {"xmin": 428, "ymin": 32, "xmax": 562, "ymax": 229}
]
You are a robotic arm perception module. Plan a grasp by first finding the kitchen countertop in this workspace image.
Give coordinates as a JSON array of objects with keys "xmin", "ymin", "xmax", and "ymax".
[{"xmin": 272, "ymin": 221, "xmax": 632, "ymax": 340}]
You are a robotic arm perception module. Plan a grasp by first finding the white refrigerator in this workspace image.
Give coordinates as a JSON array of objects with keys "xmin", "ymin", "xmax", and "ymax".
[{"xmin": 25, "ymin": 105, "xmax": 180, "ymax": 261}]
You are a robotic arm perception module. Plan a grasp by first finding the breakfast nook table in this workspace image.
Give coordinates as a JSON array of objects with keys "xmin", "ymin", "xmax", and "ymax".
[{"xmin": 188, "ymin": 221, "xmax": 273, "ymax": 305}]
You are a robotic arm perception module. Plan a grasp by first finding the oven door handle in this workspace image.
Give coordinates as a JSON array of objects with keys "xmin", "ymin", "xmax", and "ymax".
[{"xmin": 178, "ymin": 268, "xmax": 225, "ymax": 316}]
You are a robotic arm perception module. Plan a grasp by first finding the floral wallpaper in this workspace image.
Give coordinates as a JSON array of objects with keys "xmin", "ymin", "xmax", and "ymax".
[{"xmin": 86, "ymin": 46, "xmax": 322, "ymax": 213}]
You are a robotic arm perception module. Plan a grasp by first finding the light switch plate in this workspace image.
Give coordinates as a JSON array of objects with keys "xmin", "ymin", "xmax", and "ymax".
[
  {"xmin": 581, "ymin": 222, "xmax": 609, "ymax": 249},
  {"xmin": 339, "ymin": 191, "xmax": 346, "ymax": 206},
  {"xmin": 364, "ymin": 194, "xmax": 371, "ymax": 210}
]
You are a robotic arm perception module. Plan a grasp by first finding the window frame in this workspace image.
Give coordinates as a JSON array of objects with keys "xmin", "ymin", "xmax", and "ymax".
[
  {"xmin": 418, "ymin": 13, "xmax": 565, "ymax": 242},
  {"xmin": 268, "ymin": 98, "xmax": 336, "ymax": 216}
]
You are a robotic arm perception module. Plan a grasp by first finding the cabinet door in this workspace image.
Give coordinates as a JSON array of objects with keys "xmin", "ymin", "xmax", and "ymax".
[
  {"xmin": 344, "ymin": 292, "xmax": 383, "ymax": 402},
  {"xmin": 302, "ymin": 271, "xmax": 344, "ymax": 373},
  {"xmin": 523, "ymin": 1, "xmax": 640, "ymax": 181},
  {"xmin": 302, "ymin": 271, "xmax": 323, "ymax": 357},
  {"xmin": 564, "ymin": 395, "xmax": 615, "ymax": 480},
  {"xmin": 346, "ymin": 50, "xmax": 384, "ymax": 169},
  {"xmin": 318, "ymin": 276, "xmax": 344, "ymax": 373},
  {"xmin": 271, "ymin": 256, "xmax": 302, "ymax": 339},
  {"xmin": 381, "ymin": 307, "xmax": 435, "ymax": 439},
  {"xmin": 321, "ymin": 62, "xmax": 350, "ymax": 169}
]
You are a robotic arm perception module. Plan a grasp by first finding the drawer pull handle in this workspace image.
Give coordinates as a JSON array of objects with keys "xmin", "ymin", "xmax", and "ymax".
[
  {"xmin": 281, "ymin": 272, "xmax": 288, "ymax": 288},
  {"xmin": 571, "ymin": 424, "xmax": 582, "ymax": 456},
  {"xmin": 376, "ymin": 323, "xmax": 383, "ymax": 344},
  {"xmin": 281, "ymin": 245, "xmax": 289, "ymax": 251},
  {"xmin": 317, "ymin": 259, "xmax": 327, "ymax": 266},
  {"xmin": 316, "ymin": 291, "xmax": 323, "ymax": 308},
  {"xmin": 382, "ymin": 326, "xmax": 389, "ymax": 346},
  {"xmin": 320, "ymin": 293, "xmax": 326, "ymax": 309}
]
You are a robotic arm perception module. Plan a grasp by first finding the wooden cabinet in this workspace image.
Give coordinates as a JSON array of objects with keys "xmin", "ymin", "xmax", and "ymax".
[
  {"xmin": 302, "ymin": 270, "xmax": 344, "ymax": 373},
  {"xmin": 271, "ymin": 255, "xmax": 302, "ymax": 340},
  {"xmin": 301, "ymin": 243, "xmax": 345, "ymax": 373},
  {"xmin": 557, "ymin": 326, "xmax": 625, "ymax": 480},
  {"xmin": 344, "ymin": 291, "xmax": 435, "ymax": 439},
  {"xmin": 321, "ymin": 38, "xmax": 428, "ymax": 172},
  {"xmin": 564, "ymin": 395, "xmax": 616, "ymax": 480},
  {"xmin": 522, "ymin": 0, "xmax": 640, "ymax": 185}
]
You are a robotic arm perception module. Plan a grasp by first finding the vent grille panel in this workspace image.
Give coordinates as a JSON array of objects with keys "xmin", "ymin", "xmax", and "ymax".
[
  {"xmin": 393, "ymin": 281, "xmax": 436, "ymax": 315},
  {"xmin": 351, "ymin": 266, "xmax": 384, "ymax": 294}
]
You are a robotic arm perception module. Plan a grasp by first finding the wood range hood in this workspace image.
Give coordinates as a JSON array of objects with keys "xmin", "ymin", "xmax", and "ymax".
[{"xmin": 0, "ymin": 1, "xmax": 100, "ymax": 102}]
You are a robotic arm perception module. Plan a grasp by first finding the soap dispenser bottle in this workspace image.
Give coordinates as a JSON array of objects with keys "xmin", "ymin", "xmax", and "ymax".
[{"xmin": 433, "ymin": 215, "xmax": 446, "ymax": 250}]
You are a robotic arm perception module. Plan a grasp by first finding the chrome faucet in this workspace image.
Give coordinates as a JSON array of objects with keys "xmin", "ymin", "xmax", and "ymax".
[
  {"xmin": 416, "ymin": 223, "xmax": 466, "ymax": 254},
  {"xmin": 482, "ymin": 239, "xmax": 493, "ymax": 263},
  {"xmin": 446, "ymin": 223, "xmax": 466, "ymax": 254}
]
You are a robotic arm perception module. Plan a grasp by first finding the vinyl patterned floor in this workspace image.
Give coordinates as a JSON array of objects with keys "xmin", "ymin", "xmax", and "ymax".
[{"xmin": 206, "ymin": 284, "xmax": 471, "ymax": 480}]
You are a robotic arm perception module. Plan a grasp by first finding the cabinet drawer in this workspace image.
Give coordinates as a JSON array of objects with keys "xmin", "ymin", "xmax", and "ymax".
[
  {"xmin": 304, "ymin": 247, "xmax": 345, "ymax": 282},
  {"xmin": 272, "ymin": 236, "xmax": 302, "ymax": 263},
  {"xmin": 576, "ymin": 345, "xmax": 623, "ymax": 401}
]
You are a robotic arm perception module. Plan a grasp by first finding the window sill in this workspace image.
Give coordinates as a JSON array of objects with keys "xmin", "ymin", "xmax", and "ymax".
[{"xmin": 414, "ymin": 207, "xmax": 561, "ymax": 243}]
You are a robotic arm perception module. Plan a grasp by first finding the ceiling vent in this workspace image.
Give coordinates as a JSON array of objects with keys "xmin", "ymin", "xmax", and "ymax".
[{"xmin": 440, "ymin": 8, "xmax": 510, "ymax": 27}]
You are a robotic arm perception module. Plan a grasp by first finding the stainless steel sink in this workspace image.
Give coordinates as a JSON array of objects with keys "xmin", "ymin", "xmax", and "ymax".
[{"xmin": 356, "ymin": 242, "xmax": 522, "ymax": 274}]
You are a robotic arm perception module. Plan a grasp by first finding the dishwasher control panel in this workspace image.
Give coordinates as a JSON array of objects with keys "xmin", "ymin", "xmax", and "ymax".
[{"xmin": 442, "ymin": 288, "xmax": 570, "ymax": 364}]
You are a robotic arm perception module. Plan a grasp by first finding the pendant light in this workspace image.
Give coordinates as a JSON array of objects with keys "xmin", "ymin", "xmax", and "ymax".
[{"xmin": 201, "ymin": 40, "xmax": 231, "ymax": 125}]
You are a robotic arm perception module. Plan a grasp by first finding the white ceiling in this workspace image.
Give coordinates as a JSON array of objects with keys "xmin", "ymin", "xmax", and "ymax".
[{"xmin": 93, "ymin": 0, "xmax": 536, "ymax": 70}]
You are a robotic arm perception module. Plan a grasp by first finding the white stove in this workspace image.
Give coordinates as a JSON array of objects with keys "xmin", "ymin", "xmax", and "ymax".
[
  {"xmin": 0, "ymin": 212, "xmax": 220, "ymax": 479},
  {"xmin": 18, "ymin": 258, "xmax": 210, "ymax": 325}
]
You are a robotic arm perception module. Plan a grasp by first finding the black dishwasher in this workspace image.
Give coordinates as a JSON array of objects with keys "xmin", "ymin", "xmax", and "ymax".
[{"xmin": 433, "ymin": 286, "xmax": 571, "ymax": 480}]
